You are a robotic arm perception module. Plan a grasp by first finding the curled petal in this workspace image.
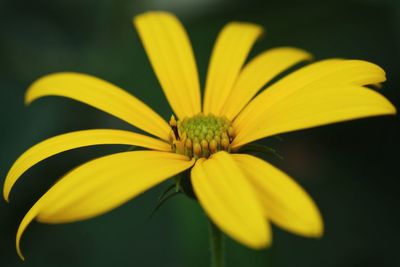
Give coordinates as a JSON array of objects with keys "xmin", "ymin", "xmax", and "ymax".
[
  {"xmin": 16, "ymin": 151, "xmax": 194, "ymax": 260},
  {"xmin": 26, "ymin": 72, "xmax": 171, "ymax": 140},
  {"xmin": 203, "ymin": 22, "xmax": 263, "ymax": 115},
  {"xmin": 4, "ymin": 129, "xmax": 170, "ymax": 201},
  {"xmin": 233, "ymin": 154, "xmax": 323, "ymax": 237},
  {"xmin": 233, "ymin": 60, "xmax": 395, "ymax": 147},
  {"xmin": 222, "ymin": 47, "xmax": 312, "ymax": 120},
  {"xmin": 191, "ymin": 152, "xmax": 270, "ymax": 249},
  {"xmin": 134, "ymin": 11, "xmax": 201, "ymax": 119}
]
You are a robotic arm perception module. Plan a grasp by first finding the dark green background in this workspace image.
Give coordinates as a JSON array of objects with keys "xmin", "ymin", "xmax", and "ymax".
[{"xmin": 1, "ymin": 0, "xmax": 399, "ymax": 266}]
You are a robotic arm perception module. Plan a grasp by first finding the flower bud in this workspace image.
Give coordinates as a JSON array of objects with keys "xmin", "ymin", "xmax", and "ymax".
[
  {"xmin": 209, "ymin": 139, "xmax": 218, "ymax": 153},
  {"xmin": 201, "ymin": 139, "xmax": 209, "ymax": 157},
  {"xmin": 228, "ymin": 126, "xmax": 234, "ymax": 139},
  {"xmin": 193, "ymin": 142, "xmax": 202, "ymax": 158},
  {"xmin": 169, "ymin": 115, "xmax": 177, "ymax": 127},
  {"xmin": 221, "ymin": 138, "xmax": 230, "ymax": 151},
  {"xmin": 185, "ymin": 138, "xmax": 192, "ymax": 149}
]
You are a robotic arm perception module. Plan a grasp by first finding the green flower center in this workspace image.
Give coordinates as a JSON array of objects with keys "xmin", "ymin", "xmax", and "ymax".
[{"xmin": 169, "ymin": 113, "xmax": 234, "ymax": 158}]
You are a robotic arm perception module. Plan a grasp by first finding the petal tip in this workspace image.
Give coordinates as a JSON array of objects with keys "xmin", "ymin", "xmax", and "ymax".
[
  {"xmin": 381, "ymin": 98, "xmax": 397, "ymax": 115},
  {"xmin": 25, "ymin": 78, "xmax": 43, "ymax": 106},
  {"xmin": 304, "ymin": 216, "xmax": 324, "ymax": 239},
  {"xmin": 24, "ymin": 88, "xmax": 34, "ymax": 106},
  {"xmin": 25, "ymin": 76, "xmax": 47, "ymax": 105},
  {"xmin": 247, "ymin": 231, "xmax": 272, "ymax": 250},
  {"xmin": 17, "ymin": 246, "xmax": 25, "ymax": 261},
  {"xmin": 3, "ymin": 177, "xmax": 11, "ymax": 202},
  {"xmin": 389, "ymin": 103, "xmax": 397, "ymax": 115},
  {"xmin": 304, "ymin": 52, "xmax": 314, "ymax": 61},
  {"xmin": 133, "ymin": 10, "xmax": 175, "ymax": 24},
  {"xmin": 16, "ymin": 232, "xmax": 26, "ymax": 261},
  {"xmin": 313, "ymin": 223, "xmax": 324, "ymax": 239},
  {"xmin": 234, "ymin": 21, "xmax": 264, "ymax": 36}
]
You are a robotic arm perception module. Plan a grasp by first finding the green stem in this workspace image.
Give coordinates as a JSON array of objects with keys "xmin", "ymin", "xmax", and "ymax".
[{"xmin": 208, "ymin": 220, "xmax": 225, "ymax": 267}]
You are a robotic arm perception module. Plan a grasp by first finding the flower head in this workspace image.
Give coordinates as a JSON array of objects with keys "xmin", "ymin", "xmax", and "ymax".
[{"xmin": 4, "ymin": 11, "xmax": 396, "ymax": 260}]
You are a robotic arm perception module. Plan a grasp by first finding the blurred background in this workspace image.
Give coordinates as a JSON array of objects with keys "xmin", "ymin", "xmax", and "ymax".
[{"xmin": 0, "ymin": 0, "xmax": 399, "ymax": 266}]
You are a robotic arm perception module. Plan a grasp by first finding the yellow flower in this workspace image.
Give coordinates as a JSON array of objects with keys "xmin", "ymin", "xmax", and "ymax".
[{"xmin": 4, "ymin": 11, "xmax": 396, "ymax": 260}]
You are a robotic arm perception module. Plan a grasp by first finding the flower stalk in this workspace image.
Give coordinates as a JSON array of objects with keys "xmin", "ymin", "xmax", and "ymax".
[{"xmin": 209, "ymin": 219, "xmax": 225, "ymax": 267}]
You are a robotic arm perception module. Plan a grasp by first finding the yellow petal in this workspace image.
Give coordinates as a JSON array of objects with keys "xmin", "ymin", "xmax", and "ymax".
[
  {"xmin": 202, "ymin": 22, "xmax": 263, "ymax": 115},
  {"xmin": 232, "ymin": 154, "xmax": 323, "ymax": 237},
  {"xmin": 26, "ymin": 72, "xmax": 171, "ymax": 140},
  {"xmin": 134, "ymin": 11, "xmax": 201, "ymax": 119},
  {"xmin": 233, "ymin": 60, "xmax": 396, "ymax": 147},
  {"xmin": 16, "ymin": 151, "xmax": 194, "ymax": 259},
  {"xmin": 4, "ymin": 129, "xmax": 171, "ymax": 202},
  {"xmin": 233, "ymin": 83, "xmax": 396, "ymax": 147},
  {"xmin": 191, "ymin": 152, "xmax": 270, "ymax": 249},
  {"xmin": 222, "ymin": 47, "xmax": 313, "ymax": 120},
  {"xmin": 16, "ymin": 204, "xmax": 41, "ymax": 260},
  {"xmin": 234, "ymin": 59, "xmax": 386, "ymax": 131}
]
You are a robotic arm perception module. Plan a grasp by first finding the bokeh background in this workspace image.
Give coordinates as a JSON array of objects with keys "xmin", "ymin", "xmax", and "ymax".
[{"xmin": 0, "ymin": 0, "xmax": 399, "ymax": 266}]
